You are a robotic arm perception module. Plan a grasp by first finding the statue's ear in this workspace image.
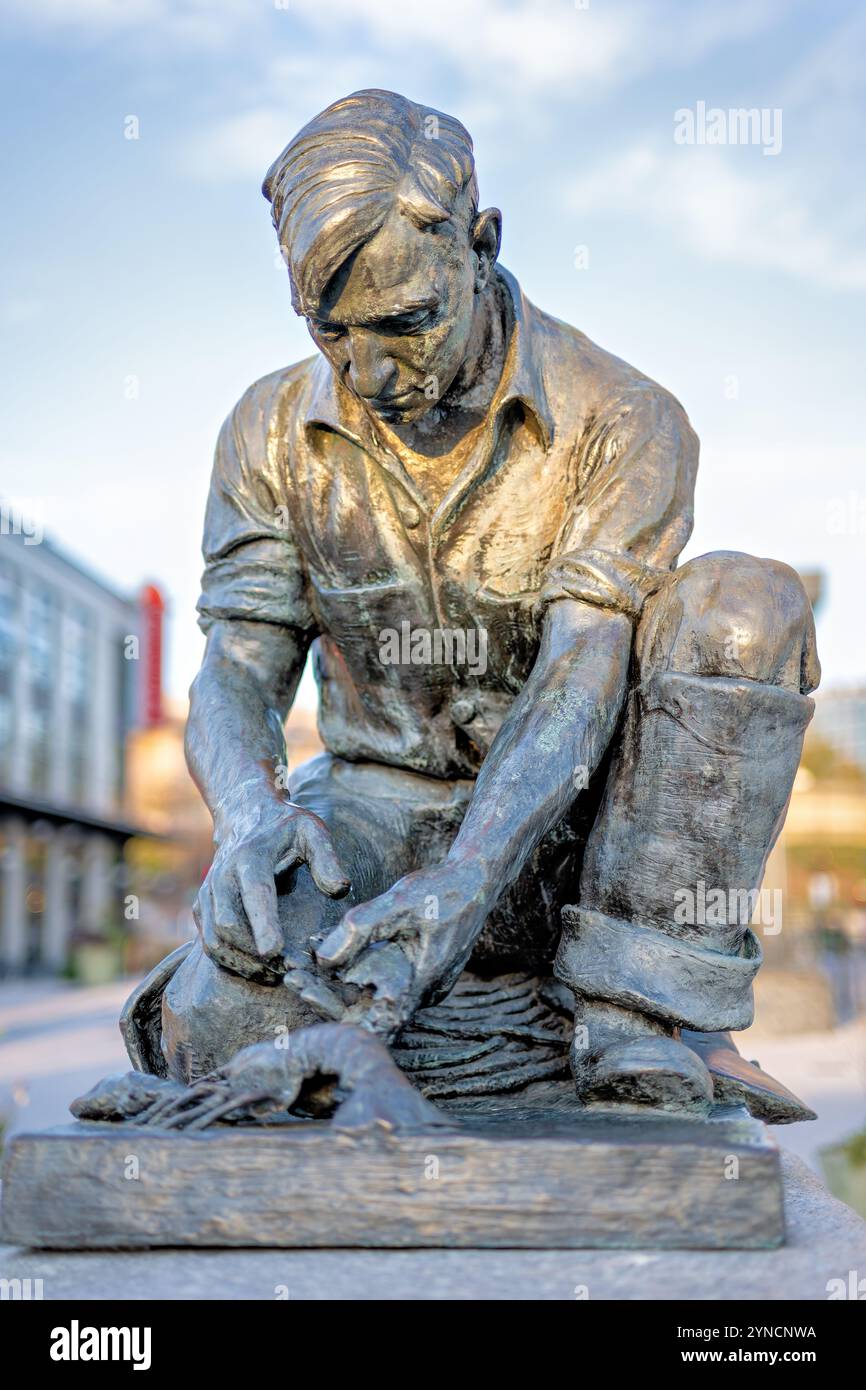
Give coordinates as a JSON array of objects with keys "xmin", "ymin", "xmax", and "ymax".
[{"xmin": 471, "ymin": 207, "xmax": 502, "ymax": 290}]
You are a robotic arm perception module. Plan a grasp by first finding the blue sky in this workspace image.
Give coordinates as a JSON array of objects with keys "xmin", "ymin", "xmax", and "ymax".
[{"xmin": 2, "ymin": 0, "xmax": 864, "ymax": 705}]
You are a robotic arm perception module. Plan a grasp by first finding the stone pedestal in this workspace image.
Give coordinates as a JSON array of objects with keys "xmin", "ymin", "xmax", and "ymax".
[{"xmin": 1, "ymin": 1098, "xmax": 784, "ymax": 1251}]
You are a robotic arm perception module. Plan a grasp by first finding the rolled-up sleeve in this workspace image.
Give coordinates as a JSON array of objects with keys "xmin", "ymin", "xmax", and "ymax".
[
  {"xmin": 537, "ymin": 381, "xmax": 698, "ymax": 621},
  {"xmin": 197, "ymin": 373, "xmax": 316, "ymax": 636}
]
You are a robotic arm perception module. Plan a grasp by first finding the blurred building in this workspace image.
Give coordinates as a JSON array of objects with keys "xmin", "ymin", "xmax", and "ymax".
[
  {"xmin": 745, "ymin": 570, "xmax": 866, "ymax": 1030},
  {"xmin": 811, "ymin": 688, "xmax": 866, "ymax": 773},
  {"xmin": 0, "ymin": 520, "xmax": 162, "ymax": 975},
  {"xmin": 121, "ymin": 678, "xmax": 323, "ymax": 970},
  {"xmin": 122, "ymin": 701, "xmax": 210, "ymax": 963}
]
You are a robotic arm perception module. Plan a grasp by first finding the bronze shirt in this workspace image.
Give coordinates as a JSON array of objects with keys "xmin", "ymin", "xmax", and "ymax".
[{"xmin": 198, "ymin": 268, "xmax": 699, "ymax": 778}]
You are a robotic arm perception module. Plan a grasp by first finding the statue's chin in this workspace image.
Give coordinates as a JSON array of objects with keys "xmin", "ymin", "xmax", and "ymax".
[{"xmin": 370, "ymin": 399, "xmax": 425, "ymax": 424}]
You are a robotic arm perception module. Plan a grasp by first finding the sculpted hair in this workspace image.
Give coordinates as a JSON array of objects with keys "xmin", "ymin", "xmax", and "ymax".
[{"xmin": 262, "ymin": 89, "xmax": 478, "ymax": 314}]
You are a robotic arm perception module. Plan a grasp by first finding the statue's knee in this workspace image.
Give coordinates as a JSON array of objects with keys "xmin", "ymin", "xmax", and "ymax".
[{"xmin": 638, "ymin": 551, "xmax": 819, "ymax": 692}]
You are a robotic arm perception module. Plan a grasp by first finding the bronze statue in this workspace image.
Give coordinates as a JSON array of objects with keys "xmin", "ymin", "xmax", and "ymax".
[{"xmin": 115, "ymin": 88, "xmax": 819, "ymax": 1127}]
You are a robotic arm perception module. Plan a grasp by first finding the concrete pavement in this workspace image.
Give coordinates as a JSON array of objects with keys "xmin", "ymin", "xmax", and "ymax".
[{"xmin": 0, "ymin": 977, "xmax": 132, "ymax": 1139}]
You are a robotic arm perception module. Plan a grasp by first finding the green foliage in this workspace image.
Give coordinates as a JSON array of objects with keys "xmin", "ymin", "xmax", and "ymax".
[
  {"xmin": 841, "ymin": 1126, "xmax": 866, "ymax": 1168},
  {"xmin": 801, "ymin": 733, "xmax": 866, "ymax": 789}
]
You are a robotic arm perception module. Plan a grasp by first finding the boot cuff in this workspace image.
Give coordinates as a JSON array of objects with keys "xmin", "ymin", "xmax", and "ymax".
[{"xmin": 555, "ymin": 905, "xmax": 763, "ymax": 1032}]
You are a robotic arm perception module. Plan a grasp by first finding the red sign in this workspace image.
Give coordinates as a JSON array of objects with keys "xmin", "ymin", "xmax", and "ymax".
[{"xmin": 140, "ymin": 583, "xmax": 165, "ymax": 725}]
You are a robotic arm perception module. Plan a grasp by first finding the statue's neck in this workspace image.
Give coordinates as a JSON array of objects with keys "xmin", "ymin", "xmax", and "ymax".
[{"xmin": 384, "ymin": 276, "xmax": 510, "ymax": 458}]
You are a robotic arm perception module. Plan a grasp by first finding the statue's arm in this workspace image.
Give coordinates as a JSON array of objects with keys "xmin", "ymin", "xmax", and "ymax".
[
  {"xmin": 446, "ymin": 597, "xmax": 632, "ymax": 891},
  {"xmin": 187, "ymin": 619, "xmax": 350, "ymax": 977},
  {"xmin": 186, "ymin": 617, "xmax": 307, "ymax": 839}
]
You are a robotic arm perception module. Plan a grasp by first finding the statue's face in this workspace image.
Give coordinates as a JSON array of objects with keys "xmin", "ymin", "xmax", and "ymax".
[{"xmin": 304, "ymin": 204, "xmax": 492, "ymax": 423}]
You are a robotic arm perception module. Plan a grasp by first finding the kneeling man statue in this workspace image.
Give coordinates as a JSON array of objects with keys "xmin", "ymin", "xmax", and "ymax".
[{"xmin": 122, "ymin": 89, "xmax": 819, "ymax": 1123}]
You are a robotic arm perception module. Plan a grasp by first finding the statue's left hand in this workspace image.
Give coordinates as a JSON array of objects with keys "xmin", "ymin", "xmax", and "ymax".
[{"xmin": 314, "ymin": 862, "xmax": 486, "ymax": 1038}]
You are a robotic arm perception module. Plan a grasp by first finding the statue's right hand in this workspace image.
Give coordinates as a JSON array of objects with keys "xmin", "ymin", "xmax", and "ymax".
[{"xmin": 193, "ymin": 804, "xmax": 350, "ymax": 982}]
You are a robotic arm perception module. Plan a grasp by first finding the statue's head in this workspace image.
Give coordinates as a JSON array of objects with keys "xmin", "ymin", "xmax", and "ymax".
[{"xmin": 263, "ymin": 89, "xmax": 501, "ymax": 422}]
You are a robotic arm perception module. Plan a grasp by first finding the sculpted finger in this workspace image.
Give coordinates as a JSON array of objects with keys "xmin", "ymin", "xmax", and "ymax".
[
  {"xmin": 236, "ymin": 854, "xmax": 283, "ymax": 959},
  {"xmin": 195, "ymin": 876, "xmax": 230, "ymax": 964},
  {"xmin": 298, "ymin": 820, "xmax": 351, "ymax": 898},
  {"xmin": 315, "ymin": 905, "xmax": 377, "ymax": 970},
  {"xmin": 283, "ymin": 968, "xmax": 346, "ymax": 1023},
  {"xmin": 199, "ymin": 873, "xmax": 277, "ymax": 982},
  {"xmin": 345, "ymin": 943, "xmax": 416, "ymax": 1039}
]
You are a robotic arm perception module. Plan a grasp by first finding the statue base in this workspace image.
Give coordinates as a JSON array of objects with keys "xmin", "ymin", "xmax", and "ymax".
[{"xmin": 1, "ymin": 1087, "xmax": 784, "ymax": 1250}]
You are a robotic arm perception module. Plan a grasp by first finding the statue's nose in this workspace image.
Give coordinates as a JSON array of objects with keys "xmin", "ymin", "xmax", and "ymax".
[{"xmin": 348, "ymin": 332, "xmax": 396, "ymax": 400}]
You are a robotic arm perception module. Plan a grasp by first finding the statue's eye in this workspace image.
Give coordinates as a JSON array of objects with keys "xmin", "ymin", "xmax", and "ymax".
[
  {"xmin": 378, "ymin": 307, "xmax": 437, "ymax": 335},
  {"xmin": 309, "ymin": 318, "xmax": 346, "ymax": 341}
]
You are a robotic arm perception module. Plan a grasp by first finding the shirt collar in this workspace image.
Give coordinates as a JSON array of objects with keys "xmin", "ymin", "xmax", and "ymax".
[{"xmin": 302, "ymin": 265, "xmax": 554, "ymax": 453}]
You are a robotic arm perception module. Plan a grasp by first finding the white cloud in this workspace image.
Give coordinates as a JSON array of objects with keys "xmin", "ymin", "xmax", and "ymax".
[
  {"xmin": 3, "ymin": 0, "xmax": 161, "ymax": 28},
  {"xmin": 177, "ymin": 107, "xmax": 291, "ymax": 184},
  {"xmin": 293, "ymin": 0, "xmax": 639, "ymax": 91},
  {"xmin": 567, "ymin": 141, "xmax": 866, "ymax": 292},
  {"xmin": 174, "ymin": 52, "xmax": 378, "ymax": 182},
  {"xmin": 325, "ymin": 0, "xmax": 789, "ymax": 97},
  {"xmin": 6, "ymin": 0, "xmax": 637, "ymax": 82},
  {"xmin": 278, "ymin": 0, "xmax": 787, "ymax": 100},
  {"xmin": 2, "ymin": 0, "xmax": 259, "ymax": 49},
  {"xmin": 7, "ymin": 0, "xmax": 785, "ymax": 93}
]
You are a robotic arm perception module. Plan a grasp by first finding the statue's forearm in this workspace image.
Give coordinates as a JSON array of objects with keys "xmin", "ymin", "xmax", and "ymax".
[
  {"xmin": 447, "ymin": 601, "xmax": 632, "ymax": 898},
  {"xmin": 185, "ymin": 621, "xmax": 308, "ymax": 842}
]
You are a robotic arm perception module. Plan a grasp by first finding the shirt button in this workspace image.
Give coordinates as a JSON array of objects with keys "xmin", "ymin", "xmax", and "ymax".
[
  {"xmin": 401, "ymin": 505, "xmax": 421, "ymax": 529},
  {"xmin": 450, "ymin": 697, "xmax": 477, "ymax": 725}
]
